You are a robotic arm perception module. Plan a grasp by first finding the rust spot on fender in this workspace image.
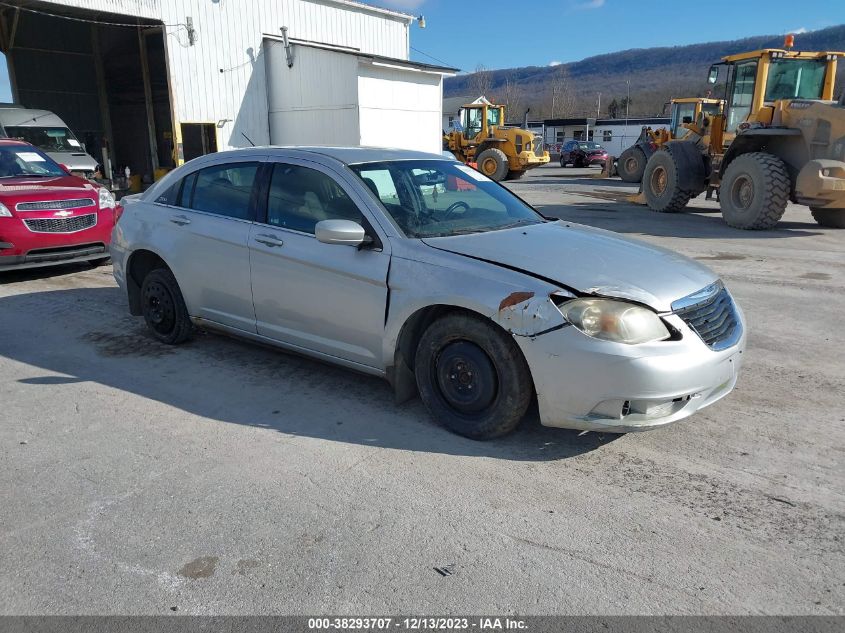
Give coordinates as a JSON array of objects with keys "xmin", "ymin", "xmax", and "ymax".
[{"xmin": 499, "ymin": 291, "xmax": 535, "ymax": 312}]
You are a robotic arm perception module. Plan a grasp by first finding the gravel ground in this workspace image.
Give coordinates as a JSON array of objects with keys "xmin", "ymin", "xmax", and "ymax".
[{"xmin": 1, "ymin": 164, "xmax": 843, "ymax": 615}]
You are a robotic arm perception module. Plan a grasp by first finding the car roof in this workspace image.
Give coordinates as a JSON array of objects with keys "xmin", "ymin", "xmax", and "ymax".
[
  {"xmin": 0, "ymin": 139, "xmax": 32, "ymax": 147},
  {"xmin": 212, "ymin": 146, "xmax": 453, "ymax": 166}
]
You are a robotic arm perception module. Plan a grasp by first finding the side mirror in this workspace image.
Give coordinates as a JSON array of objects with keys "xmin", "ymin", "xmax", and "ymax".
[
  {"xmin": 315, "ymin": 219, "xmax": 368, "ymax": 246},
  {"xmin": 708, "ymin": 65, "xmax": 719, "ymax": 84}
]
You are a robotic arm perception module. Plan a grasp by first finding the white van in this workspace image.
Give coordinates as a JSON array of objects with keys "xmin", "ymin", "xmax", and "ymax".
[{"xmin": 0, "ymin": 106, "xmax": 98, "ymax": 176}]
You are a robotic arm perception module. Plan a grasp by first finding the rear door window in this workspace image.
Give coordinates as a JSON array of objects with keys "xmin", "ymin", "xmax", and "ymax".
[{"xmin": 183, "ymin": 162, "xmax": 259, "ymax": 220}]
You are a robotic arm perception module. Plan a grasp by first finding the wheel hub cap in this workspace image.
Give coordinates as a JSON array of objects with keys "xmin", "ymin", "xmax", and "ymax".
[
  {"xmin": 143, "ymin": 282, "xmax": 175, "ymax": 333},
  {"xmin": 651, "ymin": 166, "xmax": 667, "ymax": 195},
  {"xmin": 731, "ymin": 175, "xmax": 754, "ymax": 210},
  {"xmin": 435, "ymin": 341, "xmax": 497, "ymax": 414}
]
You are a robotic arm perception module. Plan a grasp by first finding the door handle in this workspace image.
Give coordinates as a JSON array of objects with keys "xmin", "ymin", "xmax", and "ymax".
[
  {"xmin": 170, "ymin": 215, "xmax": 191, "ymax": 226},
  {"xmin": 255, "ymin": 233, "xmax": 285, "ymax": 247}
]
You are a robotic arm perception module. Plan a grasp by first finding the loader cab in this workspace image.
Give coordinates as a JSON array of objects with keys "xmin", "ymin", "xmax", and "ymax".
[
  {"xmin": 462, "ymin": 104, "xmax": 504, "ymax": 140},
  {"xmin": 669, "ymin": 99, "xmax": 724, "ymax": 138},
  {"xmin": 710, "ymin": 39, "xmax": 842, "ymax": 134}
]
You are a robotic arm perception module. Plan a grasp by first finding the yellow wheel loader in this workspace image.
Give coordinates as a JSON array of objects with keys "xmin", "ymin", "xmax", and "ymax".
[
  {"xmin": 617, "ymin": 98, "xmax": 724, "ymax": 183},
  {"xmin": 637, "ymin": 35, "xmax": 845, "ymax": 229},
  {"xmin": 444, "ymin": 102, "xmax": 550, "ymax": 181}
]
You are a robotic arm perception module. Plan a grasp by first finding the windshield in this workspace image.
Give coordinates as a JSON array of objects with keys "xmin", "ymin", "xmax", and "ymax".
[
  {"xmin": 350, "ymin": 159, "xmax": 544, "ymax": 238},
  {"xmin": 4, "ymin": 126, "xmax": 84, "ymax": 153},
  {"xmin": 765, "ymin": 59, "xmax": 827, "ymax": 101},
  {"xmin": 579, "ymin": 142, "xmax": 602, "ymax": 150},
  {"xmin": 0, "ymin": 146, "xmax": 66, "ymax": 178}
]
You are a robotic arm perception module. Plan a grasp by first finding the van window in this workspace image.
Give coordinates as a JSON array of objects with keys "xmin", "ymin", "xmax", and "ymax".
[{"xmin": 4, "ymin": 126, "xmax": 84, "ymax": 153}]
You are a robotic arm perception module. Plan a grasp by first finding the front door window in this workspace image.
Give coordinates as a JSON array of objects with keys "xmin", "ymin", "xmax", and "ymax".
[{"xmin": 727, "ymin": 61, "xmax": 758, "ymax": 131}]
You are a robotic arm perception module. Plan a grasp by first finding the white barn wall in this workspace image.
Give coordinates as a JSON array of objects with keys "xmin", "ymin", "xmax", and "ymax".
[
  {"xmin": 265, "ymin": 42, "xmax": 360, "ymax": 146},
  {"xmin": 358, "ymin": 64, "xmax": 442, "ymax": 154},
  {"xmin": 42, "ymin": 0, "xmax": 412, "ymax": 150}
]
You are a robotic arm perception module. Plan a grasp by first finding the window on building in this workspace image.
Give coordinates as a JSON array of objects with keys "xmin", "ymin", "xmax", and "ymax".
[
  {"xmin": 266, "ymin": 163, "xmax": 363, "ymax": 235},
  {"xmin": 602, "ymin": 130, "xmax": 612, "ymax": 142},
  {"xmin": 186, "ymin": 162, "xmax": 259, "ymax": 220},
  {"xmin": 556, "ymin": 131, "xmax": 564, "ymax": 141}
]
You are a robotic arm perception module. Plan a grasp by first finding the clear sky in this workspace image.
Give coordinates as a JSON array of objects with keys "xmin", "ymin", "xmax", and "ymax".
[
  {"xmin": 0, "ymin": 0, "xmax": 841, "ymax": 101},
  {"xmin": 394, "ymin": 0, "xmax": 844, "ymax": 72}
]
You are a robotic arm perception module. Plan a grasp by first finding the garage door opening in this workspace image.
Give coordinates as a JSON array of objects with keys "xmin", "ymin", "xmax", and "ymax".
[{"xmin": 0, "ymin": 2, "xmax": 175, "ymax": 189}]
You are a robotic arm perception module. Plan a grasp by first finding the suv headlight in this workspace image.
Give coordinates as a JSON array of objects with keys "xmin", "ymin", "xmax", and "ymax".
[
  {"xmin": 98, "ymin": 187, "xmax": 116, "ymax": 210},
  {"xmin": 559, "ymin": 298, "xmax": 670, "ymax": 344}
]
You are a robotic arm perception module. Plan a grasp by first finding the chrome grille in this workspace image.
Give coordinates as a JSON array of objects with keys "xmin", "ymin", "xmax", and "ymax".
[
  {"xmin": 24, "ymin": 213, "xmax": 97, "ymax": 234},
  {"xmin": 672, "ymin": 282, "xmax": 740, "ymax": 351},
  {"xmin": 16, "ymin": 198, "xmax": 96, "ymax": 212}
]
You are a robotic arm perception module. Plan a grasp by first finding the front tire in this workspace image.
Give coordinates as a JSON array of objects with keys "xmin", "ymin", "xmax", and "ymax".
[
  {"xmin": 505, "ymin": 170, "xmax": 525, "ymax": 181},
  {"xmin": 415, "ymin": 313, "xmax": 533, "ymax": 440},
  {"xmin": 720, "ymin": 152, "xmax": 790, "ymax": 230},
  {"xmin": 475, "ymin": 148, "xmax": 509, "ymax": 181},
  {"xmin": 140, "ymin": 268, "xmax": 192, "ymax": 344},
  {"xmin": 810, "ymin": 207, "xmax": 845, "ymax": 228},
  {"xmin": 642, "ymin": 147, "xmax": 692, "ymax": 213},
  {"xmin": 618, "ymin": 147, "xmax": 646, "ymax": 183}
]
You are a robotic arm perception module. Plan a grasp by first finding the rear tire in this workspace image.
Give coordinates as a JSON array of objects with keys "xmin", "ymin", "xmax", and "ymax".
[
  {"xmin": 720, "ymin": 152, "xmax": 789, "ymax": 230},
  {"xmin": 618, "ymin": 147, "xmax": 646, "ymax": 183},
  {"xmin": 415, "ymin": 313, "xmax": 532, "ymax": 440},
  {"xmin": 810, "ymin": 207, "xmax": 845, "ymax": 228},
  {"xmin": 642, "ymin": 147, "xmax": 693, "ymax": 213},
  {"xmin": 475, "ymin": 148, "xmax": 509, "ymax": 181},
  {"xmin": 140, "ymin": 268, "xmax": 192, "ymax": 345}
]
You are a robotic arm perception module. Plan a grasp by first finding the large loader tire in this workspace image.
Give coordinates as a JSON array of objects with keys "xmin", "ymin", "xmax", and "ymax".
[
  {"xmin": 504, "ymin": 170, "xmax": 526, "ymax": 181},
  {"xmin": 642, "ymin": 148, "xmax": 692, "ymax": 213},
  {"xmin": 476, "ymin": 148, "xmax": 510, "ymax": 181},
  {"xmin": 618, "ymin": 147, "xmax": 646, "ymax": 183},
  {"xmin": 810, "ymin": 207, "xmax": 845, "ymax": 228},
  {"xmin": 720, "ymin": 152, "xmax": 790, "ymax": 230}
]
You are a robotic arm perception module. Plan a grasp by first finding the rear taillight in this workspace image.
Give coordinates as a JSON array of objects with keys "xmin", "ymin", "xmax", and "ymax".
[{"xmin": 114, "ymin": 205, "xmax": 124, "ymax": 223}]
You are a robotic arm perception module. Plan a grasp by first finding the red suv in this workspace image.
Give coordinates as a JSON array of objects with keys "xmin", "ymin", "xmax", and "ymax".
[
  {"xmin": 0, "ymin": 140, "xmax": 119, "ymax": 272},
  {"xmin": 559, "ymin": 140, "xmax": 609, "ymax": 168}
]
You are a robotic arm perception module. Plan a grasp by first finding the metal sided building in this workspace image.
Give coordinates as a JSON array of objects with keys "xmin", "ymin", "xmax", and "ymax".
[
  {"xmin": 544, "ymin": 117, "xmax": 671, "ymax": 157},
  {"xmin": 0, "ymin": 0, "xmax": 455, "ymax": 181}
]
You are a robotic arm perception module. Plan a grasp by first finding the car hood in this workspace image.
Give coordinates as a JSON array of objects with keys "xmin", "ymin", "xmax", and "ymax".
[
  {"xmin": 421, "ymin": 221, "xmax": 718, "ymax": 312},
  {"xmin": 0, "ymin": 174, "xmax": 97, "ymax": 200}
]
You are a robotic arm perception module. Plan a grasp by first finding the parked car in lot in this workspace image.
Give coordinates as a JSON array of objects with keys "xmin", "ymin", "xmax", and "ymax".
[
  {"xmin": 560, "ymin": 140, "xmax": 608, "ymax": 168},
  {"xmin": 0, "ymin": 140, "xmax": 118, "ymax": 272},
  {"xmin": 112, "ymin": 147, "xmax": 745, "ymax": 439},
  {"xmin": 0, "ymin": 106, "xmax": 99, "ymax": 177}
]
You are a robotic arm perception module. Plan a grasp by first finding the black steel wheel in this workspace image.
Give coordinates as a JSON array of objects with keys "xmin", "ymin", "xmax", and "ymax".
[
  {"xmin": 140, "ymin": 268, "xmax": 192, "ymax": 344},
  {"xmin": 415, "ymin": 312, "xmax": 533, "ymax": 440}
]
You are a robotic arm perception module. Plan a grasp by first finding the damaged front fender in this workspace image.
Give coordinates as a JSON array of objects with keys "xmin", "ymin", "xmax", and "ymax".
[{"xmin": 492, "ymin": 290, "xmax": 573, "ymax": 337}]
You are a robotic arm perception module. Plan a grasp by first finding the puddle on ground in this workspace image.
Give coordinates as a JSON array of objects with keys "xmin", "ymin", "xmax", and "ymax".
[{"xmin": 178, "ymin": 556, "xmax": 219, "ymax": 580}]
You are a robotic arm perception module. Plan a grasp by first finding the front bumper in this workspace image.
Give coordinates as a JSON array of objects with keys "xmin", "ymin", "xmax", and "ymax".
[
  {"xmin": 0, "ymin": 209, "xmax": 114, "ymax": 272},
  {"xmin": 517, "ymin": 151, "xmax": 550, "ymax": 169},
  {"xmin": 795, "ymin": 159, "xmax": 845, "ymax": 209},
  {"xmin": 516, "ymin": 309, "xmax": 746, "ymax": 433}
]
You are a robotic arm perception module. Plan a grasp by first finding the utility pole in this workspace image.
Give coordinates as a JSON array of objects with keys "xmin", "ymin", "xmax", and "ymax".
[
  {"xmin": 625, "ymin": 79, "xmax": 630, "ymax": 148},
  {"xmin": 597, "ymin": 92, "xmax": 601, "ymax": 118}
]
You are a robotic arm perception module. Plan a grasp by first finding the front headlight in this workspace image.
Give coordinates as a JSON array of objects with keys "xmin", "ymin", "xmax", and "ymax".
[
  {"xmin": 98, "ymin": 187, "xmax": 116, "ymax": 210},
  {"xmin": 559, "ymin": 298, "xmax": 670, "ymax": 345},
  {"xmin": 0, "ymin": 202, "xmax": 11, "ymax": 217}
]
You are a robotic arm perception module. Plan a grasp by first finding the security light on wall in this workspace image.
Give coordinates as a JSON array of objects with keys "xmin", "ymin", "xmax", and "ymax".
[
  {"xmin": 417, "ymin": 15, "xmax": 426, "ymax": 29},
  {"xmin": 216, "ymin": 119, "xmax": 232, "ymax": 128}
]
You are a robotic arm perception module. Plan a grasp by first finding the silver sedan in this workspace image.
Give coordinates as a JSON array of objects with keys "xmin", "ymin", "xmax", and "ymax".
[{"xmin": 111, "ymin": 147, "xmax": 745, "ymax": 439}]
